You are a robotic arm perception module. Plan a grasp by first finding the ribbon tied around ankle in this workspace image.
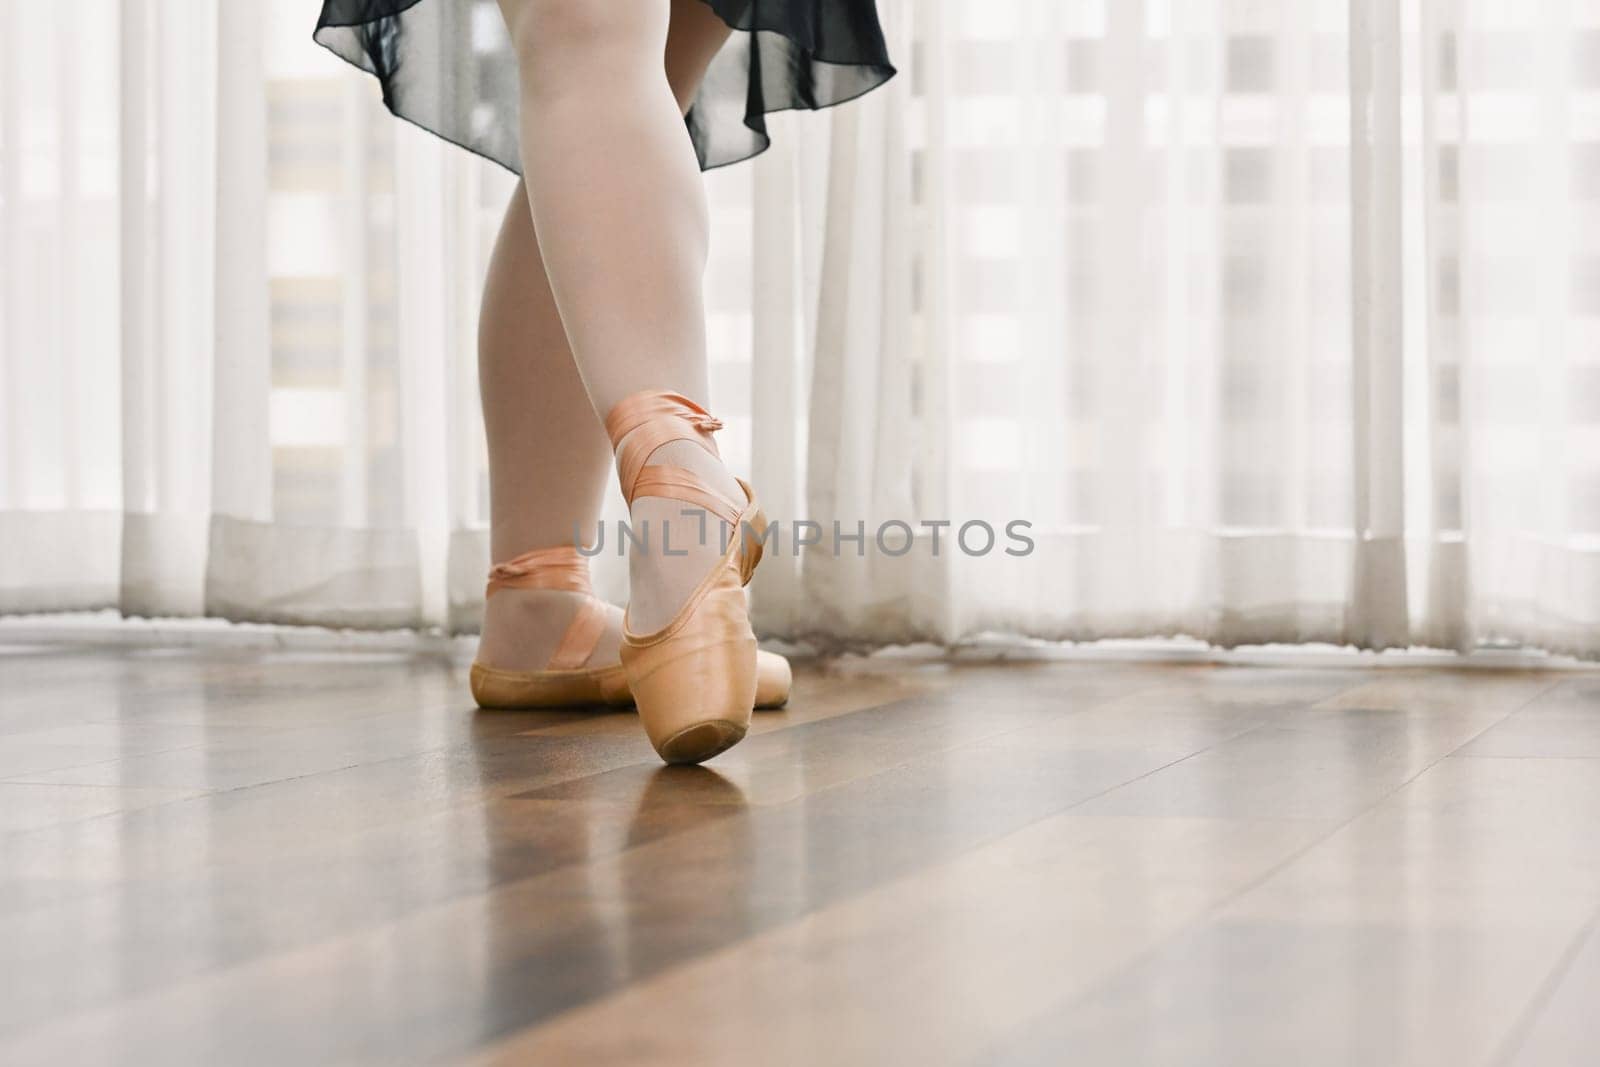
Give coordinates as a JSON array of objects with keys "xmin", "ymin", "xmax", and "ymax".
[{"xmin": 485, "ymin": 545, "xmax": 594, "ymax": 597}]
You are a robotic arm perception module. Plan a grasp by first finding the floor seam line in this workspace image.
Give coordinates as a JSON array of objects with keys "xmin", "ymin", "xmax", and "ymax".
[
  {"xmin": 1490, "ymin": 903, "xmax": 1600, "ymax": 1067},
  {"xmin": 976, "ymin": 673, "xmax": 1569, "ymax": 1058}
]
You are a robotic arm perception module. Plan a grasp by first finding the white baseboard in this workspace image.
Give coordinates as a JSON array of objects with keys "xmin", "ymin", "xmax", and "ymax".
[{"xmin": 3, "ymin": 611, "xmax": 1595, "ymax": 672}]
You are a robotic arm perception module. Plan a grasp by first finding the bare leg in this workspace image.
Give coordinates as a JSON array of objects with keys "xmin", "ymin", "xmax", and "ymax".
[
  {"xmin": 476, "ymin": 0, "xmax": 733, "ymax": 669},
  {"xmin": 496, "ymin": 0, "xmax": 737, "ymax": 635}
]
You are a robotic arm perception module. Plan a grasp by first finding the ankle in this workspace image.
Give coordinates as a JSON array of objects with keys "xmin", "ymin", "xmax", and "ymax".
[
  {"xmin": 616, "ymin": 435, "xmax": 742, "ymax": 508},
  {"xmin": 478, "ymin": 587, "xmax": 607, "ymax": 671}
]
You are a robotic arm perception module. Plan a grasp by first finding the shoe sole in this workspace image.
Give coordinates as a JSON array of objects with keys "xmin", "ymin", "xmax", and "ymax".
[{"xmin": 657, "ymin": 720, "xmax": 748, "ymax": 765}]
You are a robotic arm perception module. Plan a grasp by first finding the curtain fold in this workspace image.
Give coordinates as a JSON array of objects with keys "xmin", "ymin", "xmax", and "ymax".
[{"xmin": 2, "ymin": 0, "xmax": 1598, "ymax": 659}]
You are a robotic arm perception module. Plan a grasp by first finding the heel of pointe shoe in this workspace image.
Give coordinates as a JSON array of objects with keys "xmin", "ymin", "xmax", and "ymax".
[
  {"xmin": 469, "ymin": 661, "xmax": 631, "ymax": 710},
  {"xmin": 622, "ymin": 636, "xmax": 757, "ymax": 764}
]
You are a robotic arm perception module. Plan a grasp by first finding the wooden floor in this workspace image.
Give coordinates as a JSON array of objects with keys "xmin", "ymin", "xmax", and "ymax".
[{"xmin": 1, "ymin": 644, "xmax": 1598, "ymax": 1066}]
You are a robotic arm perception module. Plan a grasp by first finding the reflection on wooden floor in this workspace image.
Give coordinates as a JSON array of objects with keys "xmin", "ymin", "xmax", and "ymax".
[{"xmin": 0, "ymin": 644, "xmax": 1598, "ymax": 1065}]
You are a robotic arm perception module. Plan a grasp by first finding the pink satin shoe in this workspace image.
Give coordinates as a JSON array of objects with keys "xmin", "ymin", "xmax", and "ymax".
[
  {"xmin": 469, "ymin": 544, "xmax": 790, "ymax": 713},
  {"xmin": 469, "ymin": 545, "xmax": 631, "ymax": 710},
  {"xmin": 605, "ymin": 390, "xmax": 775, "ymax": 764}
]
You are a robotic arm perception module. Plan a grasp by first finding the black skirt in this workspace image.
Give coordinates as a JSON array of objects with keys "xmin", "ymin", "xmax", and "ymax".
[{"xmin": 313, "ymin": 0, "xmax": 896, "ymax": 172}]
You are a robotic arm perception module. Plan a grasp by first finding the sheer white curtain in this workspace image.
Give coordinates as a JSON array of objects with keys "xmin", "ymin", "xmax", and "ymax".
[
  {"xmin": 2, "ymin": 0, "xmax": 517, "ymax": 630},
  {"xmin": 2, "ymin": 0, "xmax": 1598, "ymax": 658},
  {"xmin": 759, "ymin": 0, "xmax": 1600, "ymax": 658}
]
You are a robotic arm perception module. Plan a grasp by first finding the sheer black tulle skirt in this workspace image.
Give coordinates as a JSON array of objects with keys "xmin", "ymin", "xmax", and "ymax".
[{"xmin": 313, "ymin": 0, "xmax": 896, "ymax": 172}]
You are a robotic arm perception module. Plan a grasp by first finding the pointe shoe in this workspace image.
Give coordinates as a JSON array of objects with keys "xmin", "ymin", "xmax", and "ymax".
[
  {"xmin": 469, "ymin": 545, "xmax": 633, "ymax": 709},
  {"xmin": 468, "ymin": 545, "xmax": 792, "ymax": 711},
  {"xmin": 606, "ymin": 390, "xmax": 771, "ymax": 764}
]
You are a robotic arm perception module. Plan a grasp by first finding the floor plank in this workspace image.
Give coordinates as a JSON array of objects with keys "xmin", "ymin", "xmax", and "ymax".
[{"xmin": 0, "ymin": 645, "xmax": 1593, "ymax": 1065}]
